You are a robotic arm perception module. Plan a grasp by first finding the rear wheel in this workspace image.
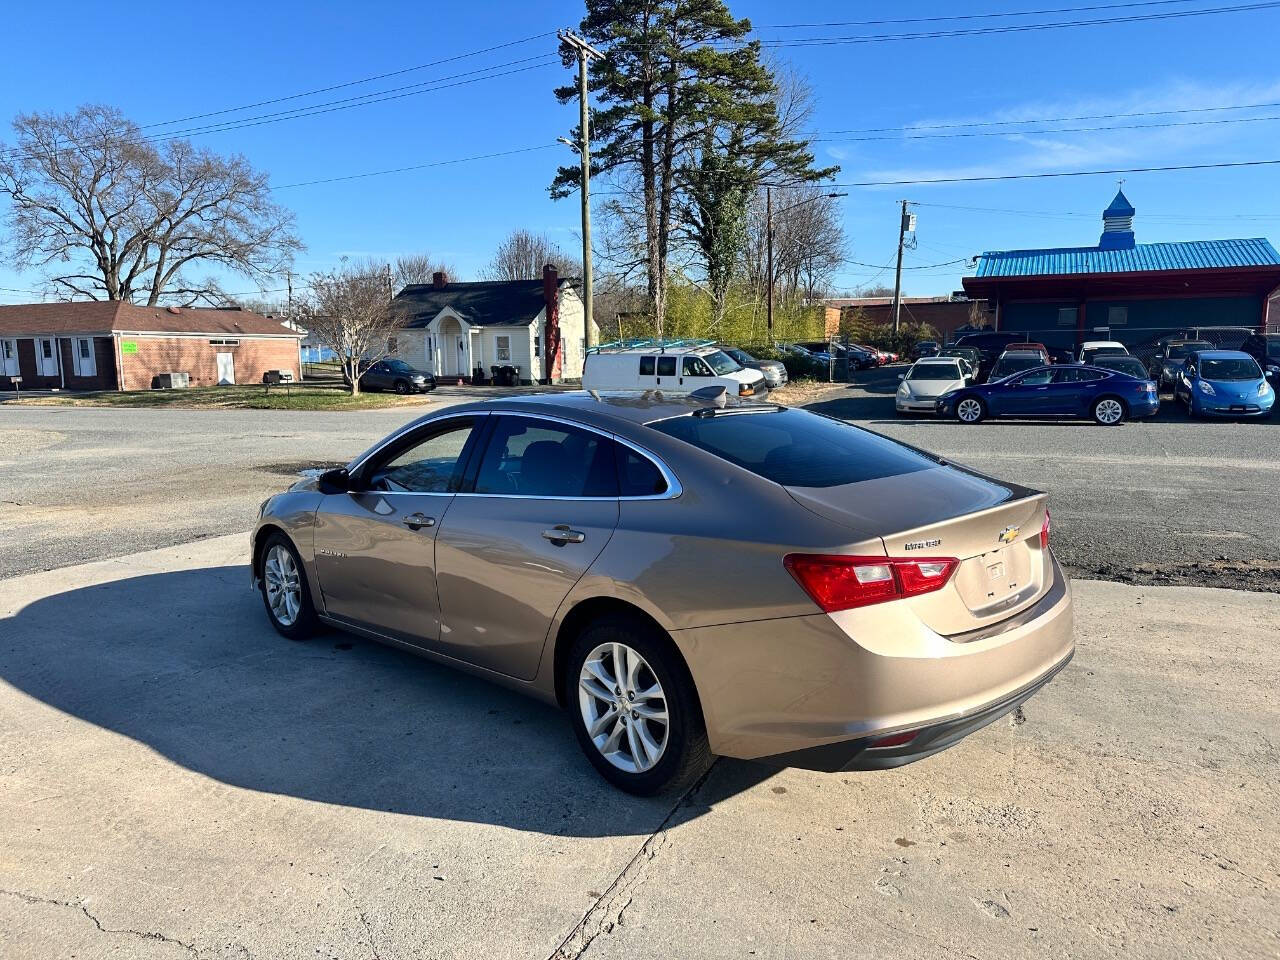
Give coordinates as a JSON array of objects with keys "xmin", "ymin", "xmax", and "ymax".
[
  {"xmin": 955, "ymin": 396, "xmax": 985, "ymax": 424},
  {"xmin": 566, "ymin": 617, "xmax": 712, "ymax": 796},
  {"xmin": 1093, "ymin": 396, "xmax": 1126, "ymax": 425}
]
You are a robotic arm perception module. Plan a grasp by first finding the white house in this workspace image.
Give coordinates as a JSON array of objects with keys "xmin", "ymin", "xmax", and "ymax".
[{"xmin": 389, "ymin": 264, "xmax": 596, "ymax": 384}]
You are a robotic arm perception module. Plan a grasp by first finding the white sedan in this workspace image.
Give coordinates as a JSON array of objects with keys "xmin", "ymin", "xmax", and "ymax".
[{"xmin": 896, "ymin": 359, "xmax": 972, "ymax": 414}]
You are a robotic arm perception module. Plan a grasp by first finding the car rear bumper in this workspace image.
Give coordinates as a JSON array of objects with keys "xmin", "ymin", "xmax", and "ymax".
[
  {"xmin": 1129, "ymin": 395, "xmax": 1160, "ymax": 417},
  {"xmin": 672, "ymin": 554, "xmax": 1074, "ymax": 768}
]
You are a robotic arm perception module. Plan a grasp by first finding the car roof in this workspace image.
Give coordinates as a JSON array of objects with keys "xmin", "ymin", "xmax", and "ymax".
[
  {"xmin": 1191, "ymin": 349, "xmax": 1254, "ymax": 359},
  {"xmin": 1080, "ymin": 340, "xmax": 1125, "ymax": 348},
  {"xmin": 414, "ymin": 390, "xmax": 778, "ymax": 428}
]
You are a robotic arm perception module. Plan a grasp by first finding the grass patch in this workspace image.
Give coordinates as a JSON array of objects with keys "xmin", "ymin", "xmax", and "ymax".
[{"xmin": 2, "ymin": 384, "xmax": 431, "ymax": 411}]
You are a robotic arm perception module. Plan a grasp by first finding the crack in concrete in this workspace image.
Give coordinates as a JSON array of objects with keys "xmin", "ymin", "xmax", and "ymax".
[
  {"xmin": 343, "ymin": 886, "xmax": 382, "ymax": 960},
  {"xmin": 1, "ymin": 887, "xmax": 203, "ymax": 956},
  {"xmin": 547, "ymin": 763, "xmax": 717, "ymax": 960}
]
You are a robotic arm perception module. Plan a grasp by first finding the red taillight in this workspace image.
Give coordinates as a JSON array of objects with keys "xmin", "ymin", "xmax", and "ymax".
[
  {"xmin": 1040, "ymin": 509, "xmax": 1051, "ymax": 549},
  {"xmin": 783, "ymin": 554, "xmax": 958, "ymax": 613},
  {"xmin": 868, "ymin": 730, "xmax": 918, "ymax": 749}
]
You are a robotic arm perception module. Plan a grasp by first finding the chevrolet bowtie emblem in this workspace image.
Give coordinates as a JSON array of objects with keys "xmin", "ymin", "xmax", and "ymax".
[{"xmin": 998, "ymin": 526, "xmax": 1020, "ymax": 545}]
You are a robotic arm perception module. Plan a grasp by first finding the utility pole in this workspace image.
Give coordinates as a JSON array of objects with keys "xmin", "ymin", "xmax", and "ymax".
[
  {"xmin": 558, "ymin": 30, "xmax": 604, "ymax": 351},
  {"xmin": 891, "ymin": 200, "xmax": 914, "ymax": 335},
  {"xmin": 766, "ymin": 186, "xmax": 774, "ymax": 336}
]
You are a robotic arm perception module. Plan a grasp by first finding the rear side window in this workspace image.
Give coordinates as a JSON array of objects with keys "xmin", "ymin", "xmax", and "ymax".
[
  {"xmin": 617, "ymin": 446, "xmax": 668, "ymax": 497},
  {"xmin": 474, "ymin": 416, "xmax": 618, "ymax": 497},
  {"xmin": 639, "ymin": 356, "xmax": 655, "ymax": 376},
  {"xmin": 657, "ymin": 356, "xmax": 677, "ymax": 377},
  {"xmin": 649, "ymin": 409, "xmax": 935, "ymax": 488}
]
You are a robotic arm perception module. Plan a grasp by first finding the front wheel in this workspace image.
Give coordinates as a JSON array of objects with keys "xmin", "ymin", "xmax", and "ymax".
[
  {"xmin": 955, "ymin": 396, "xmax": 985, "ymax": 424},
  {"xmin": 566, "ymin": 617, "xmax": 712, "ymax": 796},
  {"xmin": 1093, "ymin": 396, "xmax": 1126, "ymax": 425},
  {"xmin": 258, "ymin": 533, "xmax": 318, "ymax": 640},
  {"xmin": 393, "ymin": 379, "xmax": 410, "ymax": 395}
]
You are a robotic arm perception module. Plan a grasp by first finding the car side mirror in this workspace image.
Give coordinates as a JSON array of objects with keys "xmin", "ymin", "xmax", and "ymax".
[{"xmin": 318, "ymin": 467, "xmax": 351, "ymax": 495}]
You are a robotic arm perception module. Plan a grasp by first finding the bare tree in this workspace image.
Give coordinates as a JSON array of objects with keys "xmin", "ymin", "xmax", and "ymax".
[
  {"xmin": 392, "ymin": 252, "xmax": 456, "ymax": 290},
  {"xmin": 742, "ymin": 185, "xmax": 845, "ymax": 305},
  {"xmin": 301, "ymin": 260, "xmax": 403, "ymax": 396},
  {"xmin": 0, "ymin": 105, "xmax": 300, "ymax": 305},
  {"xmin": 484, "ymin": 229, "xmax": 581, "ymax": 281}
]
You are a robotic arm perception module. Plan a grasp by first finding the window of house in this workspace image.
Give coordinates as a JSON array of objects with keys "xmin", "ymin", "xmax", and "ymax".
[
  {"xmin": 639, "ymin": 356, "xmax": 655, "ymax": 376},
  {"xmin": 496, "ymin": 335, "xmax": 512, "ymax": 362},
  {"xmin": 579, "ymin": 338, "xmax": 585, "ymax": 356},
  {"xmin": 387, "ymin": 337, "xmax": 398, "ymax": 355},
  {"xmin": 208, "ymin": 338, "xmax": 240, "ymax": 347},
  {"xmin": 1, "ymin": 339, "xmax": 18, "ymax": 377},
  {"xmin": 534, "ymin": 337, "xmax": 541, "ymax": 358},
  {"xmin": 41, "ymin": 340, "xmax": 53, "ymax": 359},
  {"xmin": 1107, "ymin": 306, "xmax": 1128, "ymax": 326},
  {"xmin": 1057, "ymin": 307, "xmax": 1076, "ymax": 327}
]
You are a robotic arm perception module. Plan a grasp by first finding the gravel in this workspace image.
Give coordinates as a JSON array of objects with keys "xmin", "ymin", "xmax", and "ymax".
[{"xmin": 2, "ymin": 378, "xmax": 1276, "ymax": 590}]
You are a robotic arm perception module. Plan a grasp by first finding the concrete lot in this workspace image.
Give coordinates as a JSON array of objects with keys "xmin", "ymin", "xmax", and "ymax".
[
  {"xmin": 1, "ymin": 371, "xmax": 1276, "ymax": 588},
  {"xmin": 1, "ymin": 536, "xmax": 1276, "ymax": 959}
]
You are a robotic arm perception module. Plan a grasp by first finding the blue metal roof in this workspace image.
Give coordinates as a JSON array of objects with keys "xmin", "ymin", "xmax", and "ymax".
[
  {"xmin": 1103, "ymin": 189, "xmax": 1135, "ymax": 218},
  {"xmin": 973, "ymin": 238, "xmax": 1280, "ymax": 278}
]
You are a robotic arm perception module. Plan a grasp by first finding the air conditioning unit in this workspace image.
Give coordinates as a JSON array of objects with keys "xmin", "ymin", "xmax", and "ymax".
[{"xmin": 155, "ymin": 372, "xmax": 190, "ymax": 389}]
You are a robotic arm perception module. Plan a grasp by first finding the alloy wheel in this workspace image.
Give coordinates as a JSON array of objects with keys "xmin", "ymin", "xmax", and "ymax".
[
  {"xmin": 578, "ymin": 642, "xmax": 669, "ymax": 774},
  {"xmin": 264, "ymin": 544, "xmax": 302, "ymax": 627},
  {"xmin": 957, "ymin": 398, "xmax": 983, "ymax": 423},
  {"xmin": 1096, "ymin": 398, "xmax": 1124, "ymax": 424}
]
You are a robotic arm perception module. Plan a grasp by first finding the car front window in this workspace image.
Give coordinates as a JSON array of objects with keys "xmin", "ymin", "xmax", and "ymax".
[
  {"xmin": 1200, "ymin": 358, "xmax": 1262, "ymax": 381},
  {"xmin": 369, "ymin": 420, "xmax": 476, "ymax": 493},
  {"xmin": 907, "ymin": 363, "xmax": 961, "ymax": 381}
]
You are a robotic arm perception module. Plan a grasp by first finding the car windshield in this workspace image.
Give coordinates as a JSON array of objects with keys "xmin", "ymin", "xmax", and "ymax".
[
  {"xmin": 992, "ymin": 355, "xmax": 1043, "ymax": 377},
  {"xmin": 1083, "ymin": 346, "xmax": 1126, "ymax": 359},
  {"xmin": 1095, "ymin": 357, "xmax": 1148, "ymax": 378},
  {"xmin": 908, "ymin": 362, "xmax": 961, "ymax": 381},
  {"xmin": 383, "ymin": 359, "xmax": 414, "ymax": 373},
  {"xmin": 1200, "ymin": 357, "xmax": 1262, "ymax": 381},
  {"xmin": 650, "ymin": 408, "xmax": 935, "ymax": 488},
  {"xmin": 1169, "ymin": 341, "xmax": 1212, "ymax": 359},
  {"xmin": 701, "ymin": 350, "xmax": 741, "ymax": 375}
]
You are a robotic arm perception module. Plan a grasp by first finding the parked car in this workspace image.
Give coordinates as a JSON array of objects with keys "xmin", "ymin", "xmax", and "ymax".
[
  {"xmin": 937, "ymin": 346, "xmax": 981, "ymax": 378},
  {"xmin": 936, "ymin": 364, "xmax": 1159, "ymax": 425},
  {"xmin": 345, "ymin": 358, "xmax": 437, "ymax": 394},
  {"xmin": 1091, "ymin": 355, "xmax": 1155, "ymax": 382},
  {"xmin": 1173, "ymin": 350, "xmax": 1274, "ymax": 418},
  {"xmin": 1077, "ymin": 340, "xmax": 1128, "ymax": 365},
  {"xmin": 988, "ymin": 350, "xmax": 1050, "ymax": 382},
  {"xmin": 896, "ymin": 358, "xmax": 971, "ymax": 415},
  {"xmin": 953, "ymin": 331, "xmax": 1031, "ymax": 379},
  {"xmin": 913, "ymin": 340, "xmax": 940, "ymax": 359},
  {"xmin": 719, "ymin": 345, "xmax": 788, "ymax": 390},
  {"xmin": 798, "ymin": 342, "xmax": 878, "ymax": 372},
  {"xmin": 1164, "ymin": 326, "xmax": 1255, "ymax": 351},
  {"xmin": 1148, "ymin": 339, "xmax": 1213, "ymax": 392},
  {"xmin": 584, "ymin": 344, "xmax": 766, "ymax": 397},
  {"xmin": 1239, "ymin": 333, "xmax": 1280, "ymax": 385},
  {"xmin": 253, "ymin": 392, "xmax": 1073, "ymax": 794},
  {"xmin": 853, "ymin": 344, "xmax": 888, "ymax": 365}
]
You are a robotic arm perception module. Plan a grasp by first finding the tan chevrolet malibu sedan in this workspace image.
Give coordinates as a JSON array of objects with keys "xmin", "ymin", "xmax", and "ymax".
[{"xmin": 252, "ymin": 391, "xmax": 1073, "ymax": 794}]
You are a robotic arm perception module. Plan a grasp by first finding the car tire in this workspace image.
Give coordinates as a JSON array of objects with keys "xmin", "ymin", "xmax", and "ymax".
[
  {"xmin": 955, "ymin": 396, "xmax": 986, "ymax": 424},
  {"xmin": 394, "ymin": 379, "xmax": 410, "ymax": 395},
  {"xmin": 258, "ymin": 532, "xmax": 319, "ymax": 640},
  {"xmin": 1092, "ymin": 396, "xmax": 1126, "ymax": 425},
  {"xmin": 566, "ymin": 616, "xmax": 712, "ymax": 796}
]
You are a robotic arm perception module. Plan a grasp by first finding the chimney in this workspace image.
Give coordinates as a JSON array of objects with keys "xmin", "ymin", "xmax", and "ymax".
[
  {"xmin": 432, "ymin": 271, "xmax": 448, "ymax": 288},
  {"xmin": 542, "ymin": 263, "xmax": 561, "ymax": 383}
]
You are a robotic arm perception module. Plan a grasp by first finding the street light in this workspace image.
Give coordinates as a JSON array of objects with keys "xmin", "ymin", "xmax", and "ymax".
[{"xmin": 766, "ymin": 190, "xmax": 848, "ymax": 336}]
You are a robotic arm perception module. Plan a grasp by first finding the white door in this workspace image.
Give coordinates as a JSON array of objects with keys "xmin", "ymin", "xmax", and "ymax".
[
  {"xmin": 216, "ymin": 352, "xmax": 235, "ymax": 385},
  {"xmin": 1, "ymin": 339, "xmax": 18, "ymax": 377},
  {"xmin": 37, "ymin": 338, "xmax": 58, "ymax": 377},
  {"xmin": 72, "ymin": 338, "xmax": 96, "ymax": 377}
]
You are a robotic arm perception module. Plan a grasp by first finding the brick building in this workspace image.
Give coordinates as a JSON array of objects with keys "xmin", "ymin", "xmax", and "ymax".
[
  {"xmin": 827, "ymin": 296, "xmax": 993, "ymax": 342},
  {"xmin": 0, "ymin": 302, "xmax": 303, "ymax": 391}
]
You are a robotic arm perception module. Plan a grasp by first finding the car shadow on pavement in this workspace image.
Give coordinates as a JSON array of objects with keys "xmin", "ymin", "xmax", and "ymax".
[{"xmin": 1, "ymin": 563, "xmax": 771, "ymax": 836}]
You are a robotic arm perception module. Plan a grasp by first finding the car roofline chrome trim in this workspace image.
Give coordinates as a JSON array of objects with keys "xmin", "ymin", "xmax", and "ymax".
[{"xmin": 349, "ymin": 407, "xmax": 682, "ymax": 502}]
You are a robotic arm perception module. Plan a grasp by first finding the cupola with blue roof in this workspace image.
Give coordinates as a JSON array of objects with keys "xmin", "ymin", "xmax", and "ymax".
[{"xmin": 1099, "ymin": 187, "xmax": 1136, "ymax": 250}]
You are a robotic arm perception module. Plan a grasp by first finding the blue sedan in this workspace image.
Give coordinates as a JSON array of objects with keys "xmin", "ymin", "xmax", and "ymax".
[
  {"xmin": 936, "ymin": 364, "xmax": 1159, "ymax": 425},
  {"xmin": 1173, "ymin": 349, "xmax": 1275, "ymax": 418}
]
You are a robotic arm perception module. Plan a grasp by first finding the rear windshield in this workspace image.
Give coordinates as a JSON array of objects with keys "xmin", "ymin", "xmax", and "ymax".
[
  {"xmin": 908, "ymin": 362, "xmax": 961, "ymax": 380},
  {"xmin": 1095, "ymin": 357, "xmax": 1148, "ymax": 378},
  {"xmin": 1200, "ymin": 357, "xmax": 1261, "ymax": 380},
  {"xmin": 649, "ymin": 409, "xmax": 935, "ymax": 488},
  {"xmin": 991, "ymin": 355, "xmax": 1042, "ymax": 376},
  {"xmin": 1083, "ymin": 346, "xmax": 1126, "ymax": 359},
  {"xmin": 1169, "ymin": 341, "xmax": 1211, "ymax": 359}
]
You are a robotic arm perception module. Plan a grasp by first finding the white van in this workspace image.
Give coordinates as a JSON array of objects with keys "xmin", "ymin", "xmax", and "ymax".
[{"xmin": 582, "ymin": 341, "xmax": 767, "ymax": 397}]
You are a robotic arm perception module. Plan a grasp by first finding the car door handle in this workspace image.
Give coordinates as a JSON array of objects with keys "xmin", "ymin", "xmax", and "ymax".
[
  {"xmin": 402, "ymin": 512, "xmax": 436, "ymax": 530},
  {"xmin": 542, "ymin": 526, "xmax": 586, "ymax": 544}
]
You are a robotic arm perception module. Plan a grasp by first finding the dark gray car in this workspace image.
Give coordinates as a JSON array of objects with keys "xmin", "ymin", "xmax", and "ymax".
[
  {"xmin": 1149, "ymin": 340, "xmax": 1212, "ymax": 392},
  {"xmin": 719, "ymin": 346, "xmax": 788, "ymax": 389},
  {"xmin": 347, "ymin": 358, "xmax": 437, "ymax": 394}
]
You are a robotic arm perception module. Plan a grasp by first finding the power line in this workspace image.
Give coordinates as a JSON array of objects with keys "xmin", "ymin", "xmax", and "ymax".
[
  {"xmin": 140, "ymin": 31, "xmax": 557, "ymax": 131},
  {"xmin": 272, "ymin": 143, "xmax": 560, "ymax": 190},
  {"xmin": 813, "ymin": 111, "xmax": 1280, "ymax": 143},
  {"xmin": 759, "ymin": 0, "xmax": 1205, "ymax": 28},
  {"xmin": 912, "ymin": 201, "xmax": 1280, "ymax": 221},
  {"xmin": 751, "ymin": 2, "xmax": 1280, "ymax": 46},
  {"xmin": 802, "ymin": 157, "xmax": 1280, "ymax": 188}
]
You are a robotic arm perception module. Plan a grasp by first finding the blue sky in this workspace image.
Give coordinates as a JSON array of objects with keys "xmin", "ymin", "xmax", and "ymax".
[{"xmin": 2, "ymin": 0, "xmax": 1279, "ymax": 303}]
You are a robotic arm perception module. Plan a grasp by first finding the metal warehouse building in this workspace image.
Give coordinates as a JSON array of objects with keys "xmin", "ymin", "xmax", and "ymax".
[
  {"xmin": 961, "ymin": 190, "xmax": 1280, "ymax": 350},
  {"xmin": 0, "ymin": 302, "xmax": 303, "ymax": 392}
]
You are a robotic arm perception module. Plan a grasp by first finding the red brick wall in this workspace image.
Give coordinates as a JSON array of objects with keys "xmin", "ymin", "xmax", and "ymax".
[{"xmin": 117, "ymin": 336, "xmax": 300, "ymax": 391}]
